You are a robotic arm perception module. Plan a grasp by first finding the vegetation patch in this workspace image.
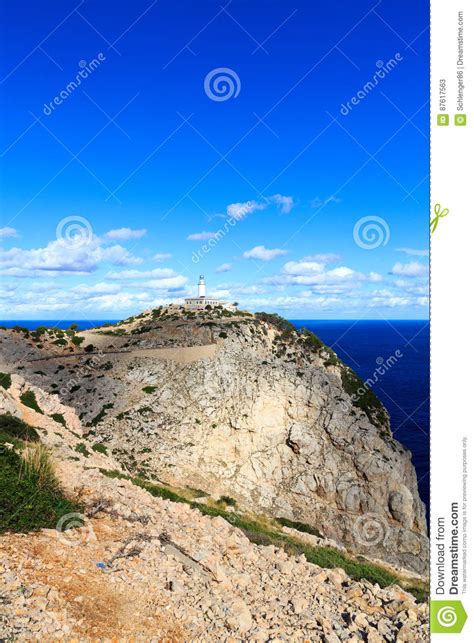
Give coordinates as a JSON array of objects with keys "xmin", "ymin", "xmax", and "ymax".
[
  {"xmin": 340, "ymin": 368, "xmax": 387, "ymax": 429},
  {"xmin": 255, "ymin": 312, "xmax": 295, "ymax": 333},
  {"xmin": 0, "ymin": 415, "xmax": 78, "ymax": 533},
  {"xmin": 19, "ymin": 390, "xmax": 43, "ymax": 415},
  {"xmin": 92, "ymin": 442, "xmax": 108, "ymax": 455},
  {"xmin": 276, "ymin": 516, "xmax": 323, "ymax": 538},
  {"xmin": 218, "ymin": 495, "xmax": 237, "ymax": 507},
  {"xmin": 142, "ymin": 386, "xmax": 157, "ymax": 394},
  {"xmin": 74, "ymin": 442, "xmax": 90, "ymax": 458},
  {"xmin": 50, "ymin": 413, "xmax": 66, "ymax": 427},
  {"xmin": 0, "ymin": 415, "xmax": 40, "ymax": 444},
  {"xmin": 0, "ymin": 372, "xmax": 12, "ymax": 390}
]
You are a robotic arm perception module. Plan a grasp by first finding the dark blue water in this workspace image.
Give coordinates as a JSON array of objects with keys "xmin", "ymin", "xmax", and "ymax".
[
  {"xmin": 1, "ymin": 319, "xmax": 429, "ymax": 509},
  {"xmin": 291, "ymin": 320, "xmax": 429, "ymax": 510},
  {"xmin": 0, "ymin": 320, "xmax": 118, "ymax": 330}
]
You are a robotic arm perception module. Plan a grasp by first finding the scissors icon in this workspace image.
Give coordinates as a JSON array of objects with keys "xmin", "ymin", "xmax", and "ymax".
[{"xmin": 430, "ymin": 203, "xmax": 449, "ymax": 233}]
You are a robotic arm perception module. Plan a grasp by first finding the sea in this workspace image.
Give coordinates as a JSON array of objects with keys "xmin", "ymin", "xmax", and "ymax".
[{"xmin": 1, "ymin": 319, "xmax": 429, "ymax": 510}]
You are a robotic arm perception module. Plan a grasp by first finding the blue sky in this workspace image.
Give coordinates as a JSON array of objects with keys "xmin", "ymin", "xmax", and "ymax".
[{"xmin": 0, "ymin": 0, "xmax": 429, "ymax": 320}]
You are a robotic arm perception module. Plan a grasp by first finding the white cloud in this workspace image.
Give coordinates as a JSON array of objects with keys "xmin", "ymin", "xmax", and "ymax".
[
  {"xmin": 106, "ymin": 267, "xmax": 188, "ymax": 291},
  {"xmin": 390, "ymin": 261, "xmax": 428, "ymax": 278},
  {"xmin": 243, "ymin": 245, "xmax": 288, "ymax": 261},
  {"xmin": 266, "ymin": 259, "xmax": 383, "ymax": 289},
  {"xmin": 0, "ymin": 239, "xmax": 141, "ymax": 277},
  {"xmin": 153, "ymin": 253, "xmax": 172, "ymax": 262},
  {"xmin": 70, "ymin": 282, "xmax": 121, "ymax": 296},
  {"xmin": 396, "ymin": 247, "xmax": 429, "ymax": 257},
  {"xmin": 104, "ymin": 228, "xmax": 147, "ymax": 241},
  {"xmin": 227, "ymin": 200, "xmax": 266, "ymax": 221},
  {"xmin": 140, "ymin": 276, "xmax": 189, "ymax": 290},
  {"xmin": 187, "ymin": 231, "xmax": 217, "ymax": 241},
  {"xmin": 0, "ymin": 227, "xmax": 18, "ymax": 238},
  {"xmin": 231, "ymin": 287, "xmax": 428, "ymax": 313},
  {"xmin": 310, "ymin": 195, "xmax": 341, "ymax": 209},
  {"xmin": 107, "ymin": 267, "xmax": 182, "ymax": 281},
  {"xmin": 225, "ymin": 196, "xmax": 294, "ymax": 219},
  {"xmin": 270, "ymin": 194, "xmax": 294, "ymax": 214},
  {"xmin": 303, "ymin": 253, "xmax": 341, "ymax": 264},
  {"xmin": 282, "ymin": 260, "xmax": 325, "ymax": 275},
  {"xmin": 215, "ymin": 263, "xmax": 232, "ymax": 273},
  {"xmin": 393, "ymin": 279, "xmax": 429, "ymax": 296}
]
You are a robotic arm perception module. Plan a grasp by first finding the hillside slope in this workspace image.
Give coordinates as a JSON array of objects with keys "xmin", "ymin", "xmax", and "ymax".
[
  {"xmin": 0, "ymin": 307, "xmax": 428, "ymax": 575},
  {"xmin": 0, "ymin": 377, "xmax": 428, "ymax": 640}
]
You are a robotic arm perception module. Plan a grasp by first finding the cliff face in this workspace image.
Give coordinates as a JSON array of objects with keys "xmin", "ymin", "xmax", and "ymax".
[{"xmin": 0, "ymin": 310, "xmax": 428, "ymax": 574}]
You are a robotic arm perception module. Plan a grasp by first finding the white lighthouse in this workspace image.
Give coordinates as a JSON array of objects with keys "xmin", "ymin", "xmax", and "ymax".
[
  {"xmin": 184, "ymin": 275, "xmax": 236, "ymax": 312},
  {"xmin": 198, "ymin": 275, "xmax": 206, "ymax": 298}
]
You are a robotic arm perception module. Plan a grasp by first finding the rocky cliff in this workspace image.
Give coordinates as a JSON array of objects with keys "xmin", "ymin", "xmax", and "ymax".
[{"xmin": 0, "ymin": 307, "xmax": 428, "ymax": 577}]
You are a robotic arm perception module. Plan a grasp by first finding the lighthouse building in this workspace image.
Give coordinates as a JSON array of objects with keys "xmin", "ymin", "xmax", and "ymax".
[{"xmin": 184, "ymin": 275, "xmax": 236, "ymax": 312}]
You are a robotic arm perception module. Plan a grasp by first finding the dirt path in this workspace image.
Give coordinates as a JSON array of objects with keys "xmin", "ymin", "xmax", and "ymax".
[
  {"xmin": 27, "ymin": 343, "xmax": 219, "ymax": 365},
  {"xmin": 1, "ymin": 520, "xmax": 186, "ymax": 640}
]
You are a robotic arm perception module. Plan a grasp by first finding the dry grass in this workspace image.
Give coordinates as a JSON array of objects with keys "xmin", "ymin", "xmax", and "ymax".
[{"xmin": 20, "ymin": 443, "xmax": 58, "ymax": 489}]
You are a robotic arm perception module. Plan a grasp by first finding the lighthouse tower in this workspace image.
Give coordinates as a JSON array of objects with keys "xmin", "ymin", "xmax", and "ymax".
[
  {"xmin": 184, "ymin": 275, "xmax": 236, "ymax": 312},
  {"xmin": 198, "ymin": 275, "xmax": 206, "ymax": 298}
]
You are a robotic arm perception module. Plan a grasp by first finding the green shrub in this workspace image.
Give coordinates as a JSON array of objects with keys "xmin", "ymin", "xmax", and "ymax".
[
  {"xmin": 84, "ymin": 344, "xmax": 95, "ymax": 353},
  {"xmin": 53, "ymin": 338, "xmax": 67, "ymax": 346},
  {"xmin": 0, "ymin": 372, "xmax": 12, "ymax": 390},
  {"xmin": 19, "ymin": 391, "xmax": 43, "ymax": 414},
  {"xmin": 218, "ymin": 332, "xmax": 228, "ymax": 339},
  {"xmin": 71, "ymin": 336, "xmax": 85, "ymax": 346},
  {"xmin": 51, "ymin": 413, "xmax": 66, "ymax": 427},
  {"xmin": 218, "ymin": 495, "xmax": 237, "ymax": 507},
  {"xmin": 74, "ymin": 443, "xmax": 90, "ymax": 458},
  {"xmin": 142, "ymin": 386, "xmax": 157, "ymax": 394},
  {"xmin": 92, "ymin": 443, "xmax": 108, "ymax": 455}
]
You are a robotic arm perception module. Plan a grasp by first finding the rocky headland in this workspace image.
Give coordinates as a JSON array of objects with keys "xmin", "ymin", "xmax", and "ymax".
[{"xmin": 0, "ymin": 307, "xmax": 429, "ymax": 640}]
